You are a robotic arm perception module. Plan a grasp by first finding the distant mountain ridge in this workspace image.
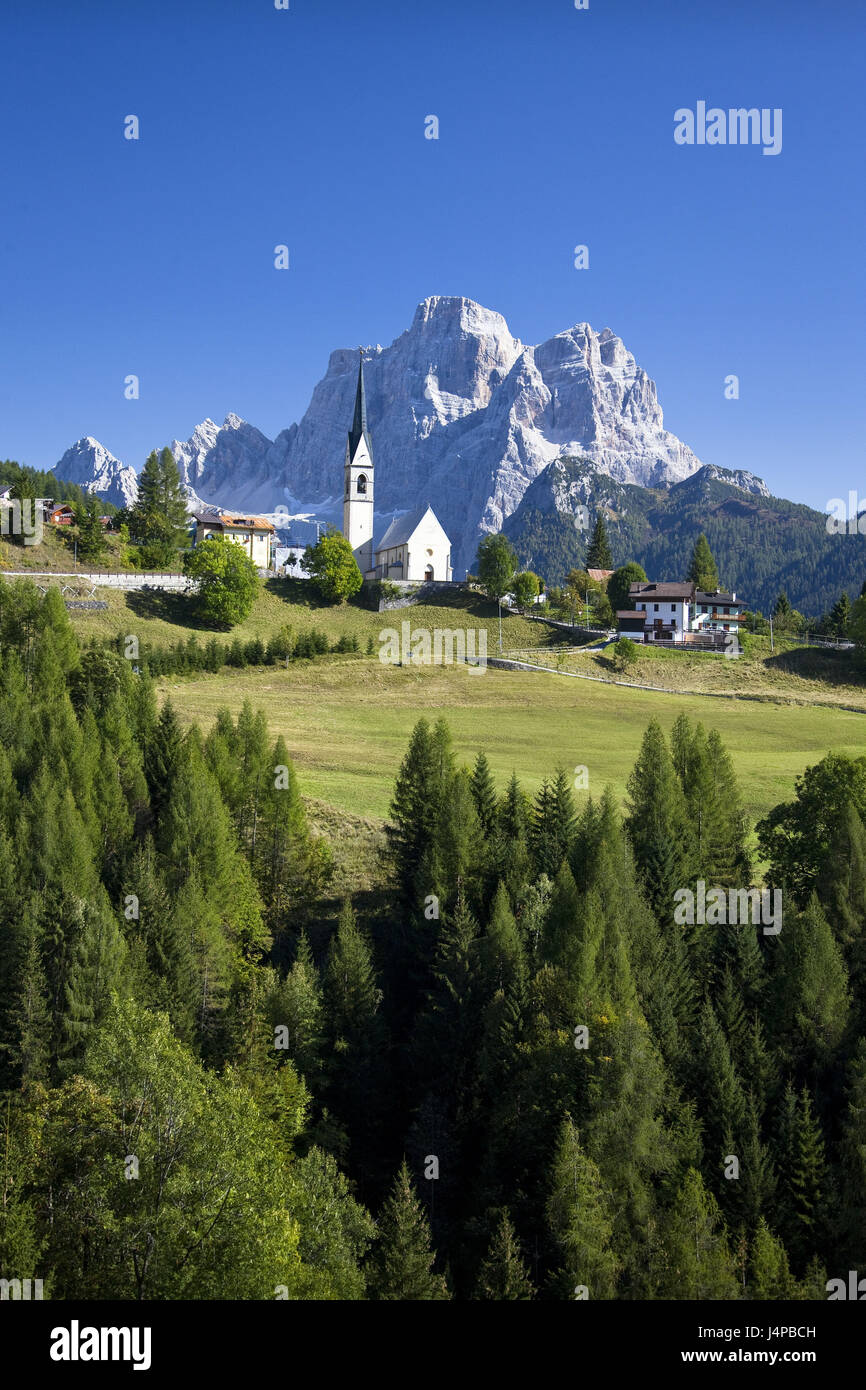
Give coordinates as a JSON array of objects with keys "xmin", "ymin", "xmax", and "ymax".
[
  {"xmin": 45, "ymin": 296, "xmax": 861, "ymax": 612},
  {"xmin": 502, "ymin": 457, "xmax": 863, "ymax": 617}
]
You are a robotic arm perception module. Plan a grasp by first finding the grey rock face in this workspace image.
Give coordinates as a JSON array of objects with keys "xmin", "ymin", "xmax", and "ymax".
[
  {"xmin": 56, "ymin": 297, "xmax": 711, "ymax": 572},
  {"xmin": 54, "ymin": 437, "xmax": 139, "ymax": 509}
]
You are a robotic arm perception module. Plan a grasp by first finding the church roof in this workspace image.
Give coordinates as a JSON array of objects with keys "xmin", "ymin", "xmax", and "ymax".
[
  {"xmin": 375, "ymin": 504, "xmax": 438, "ymax": 551},
  {"xmin": 347, "ymin": 351, "xmax": 373, "ymax": 463}
]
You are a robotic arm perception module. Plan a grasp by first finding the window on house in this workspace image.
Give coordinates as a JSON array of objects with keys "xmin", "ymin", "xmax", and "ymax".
[
  {"xmin": 357, "ymin": 474, "xmax": 367, "ymax": 494},
  {"xmin": 654, "ymin": 604, "xmax": 659, "ymax": 611}
]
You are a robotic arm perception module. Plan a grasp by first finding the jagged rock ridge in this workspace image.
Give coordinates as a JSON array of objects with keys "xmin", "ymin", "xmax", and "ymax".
[{"xmin": 55, "ymin": 296, "xmax": 710, "ymax": 571}]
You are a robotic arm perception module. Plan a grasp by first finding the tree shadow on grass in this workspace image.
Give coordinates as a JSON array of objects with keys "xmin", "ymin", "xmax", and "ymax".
[
  {"xmin": 764, "ymin": 645, "xmax": 866, "ymax": 688},
  {"xmin": 263, "ymin": 576, "xmax": 347, "ymax": 613},
  {"xmin": 124, "ymin": 587, "xmax": 219, "ymax": 632}
]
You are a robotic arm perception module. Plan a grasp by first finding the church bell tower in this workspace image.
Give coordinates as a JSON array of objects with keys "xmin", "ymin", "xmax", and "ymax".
[{"xmin": 343, "ymin": 350, "xmax": 374, "ymax": 575}]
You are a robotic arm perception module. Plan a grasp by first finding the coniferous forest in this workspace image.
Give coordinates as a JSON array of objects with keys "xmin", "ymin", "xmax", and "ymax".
[{"xmin": 1, "ymin": 579, "xmax": 864, "ymax": 1302}]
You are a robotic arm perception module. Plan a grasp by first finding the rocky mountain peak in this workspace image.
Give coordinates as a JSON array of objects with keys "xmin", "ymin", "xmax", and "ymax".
[
  {"xmin": 54, "ymin": 436, "xmax": 138, "ymax": 509},
  {"xmin": 53, "ymin": 297, "xmax": 718, "ymax": 572}
]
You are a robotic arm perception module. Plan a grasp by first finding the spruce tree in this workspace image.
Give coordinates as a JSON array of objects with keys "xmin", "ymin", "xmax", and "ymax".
[
  {"xmin": 687, "ymin": 533, "xmax": 720, "ymax": 591},
  {"xmin": 770, "ymin": 894, "xmax": 849, "ymax": 1076},
  {"xmin": 655, "ymin": 1168, "xmax": 738, "ymax": 1299},
  {"xmin": 837, "ymin": 1038, "xmax": 866, "ymax": 1263},
  {"xmin": 691, "ymin": 999, "xmax": 746, "ymax": 1170},
  {"xmin": 386, "ymin": 718, "xmax": 435, "ymax": 903},
  {"xmin": 469, "ymin": 752, "xmax": 499, "ymax": 838},
  {"xmin": 542, "ymin": 860, "xmax": 582, "ymax": 973},
  {"xmin": 546, "ymin": 1115, "xmax": 619, "ymax": 1299},
  {"xmin": 481, "ymin": 881, "xmax": 527, "ymax": 1001},
  {"xmin": 748, "ymin": 1218, "xmax": 795, "ymax": 1298},
  {"xmin": 625, "ymin": 720, "xmax": 695, "ymax": 920},
  {"xmin": 774, "ymin": 1083, "xmax": 827, "ymax": 1270},
  {"xmin": 829, "ymin": 590, "xmax": 851, "ymax": 638},
  {"xmin": 410, "ymin": 886, "xmax": 480, "ymax": 1101},
  {"xmin": 585, "ymin": 515, "xmax": 613, "ymax": 570},
  {"xmin": 130, "ymin": 447, "xmax": 190, "ymax": 561},
  {"xmin": 368, "ymin": 1160, "xmax": 449, "ymax": 1300},
  {"xmin": 322, "ymin": 899, "xmax": 387, "ymax": 1176},
  {"xmin": 816, "ymin": 801, "xmax": 866, "ymax": 1011},
  {"xmin": 144, "ymin": 700, "xmax": 186, "ymax": 823},
  {"xmin": 269, "ymin": 932, "xmax": 323, "ymax": 1082},
  {"xmin": 475, "ymin": 1210, "xmax": 534, "ymax": 1299}
]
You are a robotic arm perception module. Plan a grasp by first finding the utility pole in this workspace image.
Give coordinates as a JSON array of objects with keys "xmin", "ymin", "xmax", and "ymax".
[
  {"xmin": 769, "ymin": 615, "xmax": 774, "ymax": 653},
  {"xmin": 498, "ymin": 596, "xmax": 503, "ymax": 652}
]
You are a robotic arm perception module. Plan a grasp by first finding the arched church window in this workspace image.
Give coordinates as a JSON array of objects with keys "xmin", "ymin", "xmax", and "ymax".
[{"xmin": 357, "ymin": 474, "xmax": 367, "ymax": 494}]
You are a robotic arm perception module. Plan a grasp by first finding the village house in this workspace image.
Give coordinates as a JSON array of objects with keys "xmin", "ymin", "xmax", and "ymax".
[
  {"xmin": 617, "ymin": 580, "xmax": 745, "ymax": 645},
  {"xmin": 192, "ymin": 511, "xmax": 275, "ymax": 568}
]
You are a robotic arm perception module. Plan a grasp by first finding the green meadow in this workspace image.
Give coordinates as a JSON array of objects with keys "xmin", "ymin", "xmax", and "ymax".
[
  {"xmin": 52, "ymin": 577, "xmax": 865, "ymax": 835},
  {"xmin": 162, "ymin": 655, "xmax": 866, "ymax": 828}
]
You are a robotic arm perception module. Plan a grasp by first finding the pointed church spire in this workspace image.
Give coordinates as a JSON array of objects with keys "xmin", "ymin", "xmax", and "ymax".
[{"xmin": 347, "ymin": 349, "xmax": 372, "ymax": 463}]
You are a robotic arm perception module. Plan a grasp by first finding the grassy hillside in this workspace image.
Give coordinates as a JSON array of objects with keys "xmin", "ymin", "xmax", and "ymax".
[
  {"xmin": 62, "ymin": 578, "xmax": 570, "ymax": 654},
  {"xmin": 517, "ymin": 634, "xmax": 866, "ymax": 710},
  {"xmin": 0, "ymin": 523, "xmax": 133, "ymax": 573},
  {"xmin": 162, "ymin": 656, "xmax": 865, "ymax": 833}
]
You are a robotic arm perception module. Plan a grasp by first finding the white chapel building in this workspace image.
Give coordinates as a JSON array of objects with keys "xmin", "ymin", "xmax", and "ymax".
[{"xmin": 342, "ymin": 352, "xmax": 453, "ymax": 583}]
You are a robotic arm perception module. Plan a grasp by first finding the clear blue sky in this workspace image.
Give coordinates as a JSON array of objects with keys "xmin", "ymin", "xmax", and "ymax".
[{"xmin": 2, "ymin": 0, "xmax": 863, "ymax": 513}]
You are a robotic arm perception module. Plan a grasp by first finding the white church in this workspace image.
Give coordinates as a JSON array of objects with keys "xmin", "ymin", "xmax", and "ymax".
[{"xmin": 342, "ymin": 352, "xmax": 453, "ymax": 583}]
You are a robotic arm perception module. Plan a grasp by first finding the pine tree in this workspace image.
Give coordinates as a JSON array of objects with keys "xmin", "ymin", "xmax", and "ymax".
[
  {"xmin": 130, "ymin": 447, "xmax": 190, "ymax": 560},
  {"xmin": 655, "ymin": 1168, "xmax": 738, "ymax": 1299},
  {"xmin": 144, "ymin": 700, "xmax": 186, "ymax": 823},
  {"xmin": 542, "ymin": 860, "xmax": 582, "ymax": 973},
  {"xmin": 386, "ymin": 719, "xmax": 435, "ymax": 903},
  {"xmin": 774, "ymin": 1084, "xmax": 826, "ymax": 1270},
  {"xmin": 546, "ymin": 1115, "xmax": 619, "ymax": 1299},
  {"xmin": 269, "ymin": 932, "xmax": 323, "ymax": 1082},
  {"xmin": 322, "ymin": 899, "xmax": 387, "ymax": 1176},
  {"xmin": 687, "ymin": 533, "xmax": 720, "ymax": 591},
  {"xmin": 748, "ymin": 1218, "xmax": 795, "ymax": 1298},
  {"xmin": 829, "ymin": 590, "xmax": 851, "ymax": 638},
  {"xmin": 585, "ymin": 515, "xmax": 613, "ymax": 570},
  {"xmin": 368, "ymin": 1160, "xmax": 449, "ymax": 1300},
  {"xmin": 475, "ymin": 1210, "xmax": 534, "ymax": 1299},
  {"xmin": 770, "ymin": 894, "xmax": 849, "ymax": 1076},
  {"xmin": 691, "ymin": 999, "xmax": 746, "ymax": 1170},
  {"xmin": 481, "ymin": 881, "xmax": 527, "ymax": 1001},
  {"xmin": 531, "ymin": 770, "xmax": 576, "ymax": 878},
  {"xmin": 837, "ymin": 1038, "xmax": 866, "ymax": 1263},
  {"xmin": 410, "ymin": 886, "xmax": 480, "ymax": 1101},
  {"xmin": 625, "ymin": 720, "xmax": 695, "ymax": 920},
  {"xmin": 469, "ymin": 752, "xmax": 499, "ymax": 838}
]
